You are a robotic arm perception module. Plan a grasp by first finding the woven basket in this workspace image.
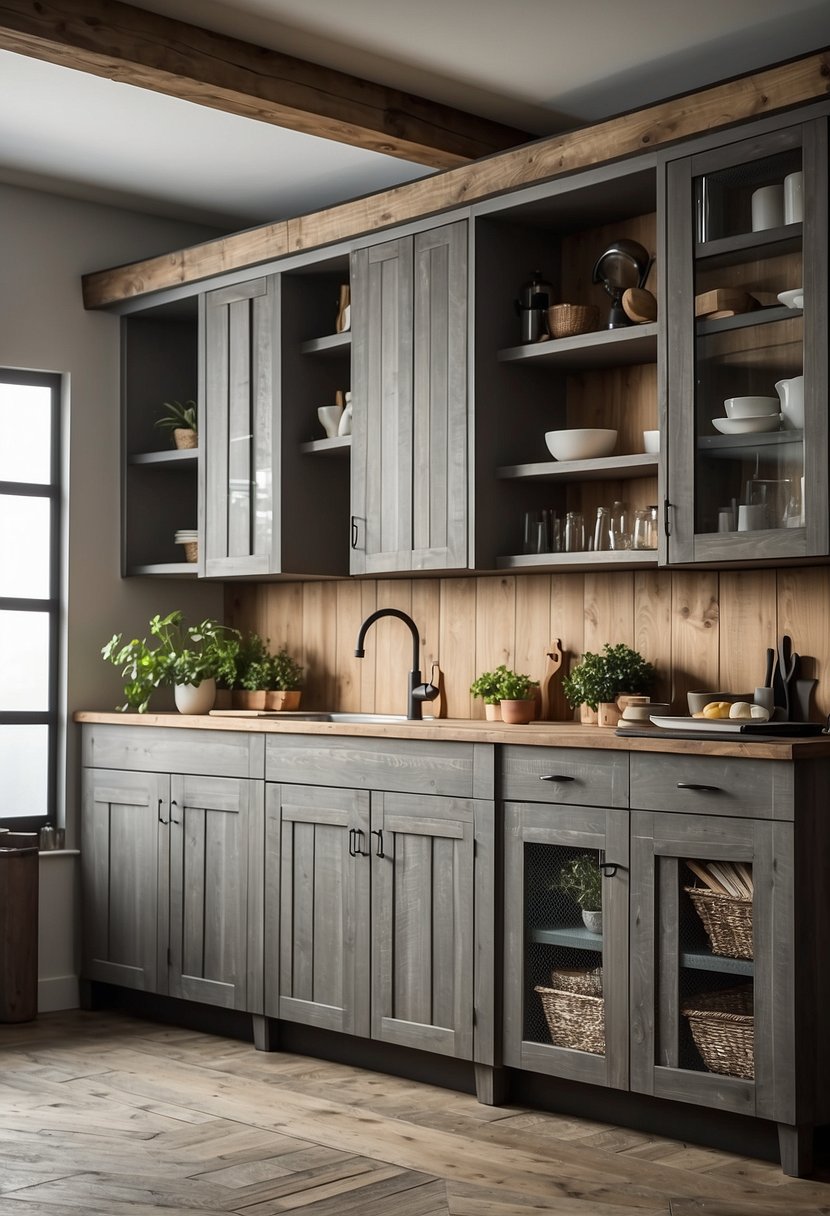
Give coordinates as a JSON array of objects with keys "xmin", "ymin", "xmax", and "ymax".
[
  {"xmin": 682, "ymin": 986, "xmax": 754, "ymax": 1080},
  {"xmin": 180, "ymin": 540, "xmax": 198, "ymax": 563},
  {"xmin": 535, "ymin": 979, "xmax": 605, "ymax": 1055},
  {"xmin": 546, "ymin": 303, "xmax": 599, "ymax": 339},
  {"xmin": 685, "ymin": 886, "xmax": 753, "ymax": 959}
]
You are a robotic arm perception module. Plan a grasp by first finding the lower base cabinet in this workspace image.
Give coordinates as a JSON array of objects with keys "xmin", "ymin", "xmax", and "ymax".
[{"xmin": 82, "ymin": 764, "xmax": 263, "ymax": 1012}]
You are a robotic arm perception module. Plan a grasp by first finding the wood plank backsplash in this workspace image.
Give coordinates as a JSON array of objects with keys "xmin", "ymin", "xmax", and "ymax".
[{"xmin": 225, "ymin": 568, "xmax": 830, "ymax": 721}]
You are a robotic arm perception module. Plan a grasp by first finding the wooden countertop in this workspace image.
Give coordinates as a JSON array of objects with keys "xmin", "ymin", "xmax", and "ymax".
[{"xmin": 74, "ymin": 711, "xmax": 830, "ymax": 760}]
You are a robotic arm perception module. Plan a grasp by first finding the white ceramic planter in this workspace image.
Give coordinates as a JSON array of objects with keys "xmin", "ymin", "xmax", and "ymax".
[{"xmin": 174, "ymin": 678, "xmax": 216, "ymax": 715}]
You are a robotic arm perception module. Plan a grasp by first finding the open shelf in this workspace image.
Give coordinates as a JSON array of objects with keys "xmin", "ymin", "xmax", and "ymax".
[
  {"xmin": 497, "ymin": 323, "xmax": 658, "ymax": 370},
  {"xmin": 498, "ymin": 453, "xmax": 658, "ymax": 483},
  {"xmin": 698, "ymin": 429, "xmax": 802, "ymax": 455},
  {"xmin": 129, "ymin": 448, "xmax": 199, "ymax": 467},
  {"xmin": 681, "ymin": 949, "xmax": 754, "ymax": 977},
  {"xmin": 128, "ymin": 562, "xmax": 198, "ymax": 577},
  {"xmin": 695, "ymin": 222, "xmax": 801, "ymax": 269},
  {"xmin": 696, "ymin": 305, "xmax": 801, "ymax": 337},
  {"xmin": 498, "ymin": 549, "xmax": 659, "ymax": 571},
  {"xmin": 300, "ymin": 436, "xmax": 352, "ymax": 456},
  {"xmin": 530, "ymin": 925, "xmax": 604, "ymax": 951},
  {"xmin": 300, "ymin": 331, "xmax": 351, "ymax": 356}
]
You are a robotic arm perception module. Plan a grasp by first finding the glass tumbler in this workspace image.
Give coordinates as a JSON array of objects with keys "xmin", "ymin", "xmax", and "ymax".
[
  {"xmin": 563, "ymin": 511, "xmax": 584, "ymax": 553},
  {"xmin": 593, "ymin": 506, "xmax": 612, "ymax": 552},
  {"xmin": 632, "ymin": 506, "xmax": 658, "ymax": 550}
]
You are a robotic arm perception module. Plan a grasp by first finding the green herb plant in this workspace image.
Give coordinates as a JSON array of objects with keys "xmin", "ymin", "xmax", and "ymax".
[
  {"xmin": 155, "ymin": 399, "xmax": 197, "ymax": 434},
  {"xmin": 562, "ymin": 643, "xmax": 656, "ymax": 712},
  {"xmin": 470, "ymin": 666, "xmax": 510, "ymax": 705},
  {"xmin": 555, "ymin": 853, "xmax": 603, "ymax": 912}
]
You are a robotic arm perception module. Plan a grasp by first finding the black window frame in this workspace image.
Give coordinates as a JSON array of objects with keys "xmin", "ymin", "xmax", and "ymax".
[{"xmin": 0, "ymin": 368, "xmax": 61, "ymax": 832}]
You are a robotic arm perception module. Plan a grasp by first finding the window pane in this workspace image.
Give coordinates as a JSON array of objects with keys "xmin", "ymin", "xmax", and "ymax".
[
  {"xmin": 0, "ymin": 611, "xmax": 50, "ymax": 710},
  {"xmin": 0, "ymin": 725, "xmax": 49, "ymax": 818},
  {"xmin": 0, "ymin": 384, "xmax": 52, "ymax": 483},
  {"xmin": 0, "ymin": 495, "xmax": 51, "ymax": 598}
]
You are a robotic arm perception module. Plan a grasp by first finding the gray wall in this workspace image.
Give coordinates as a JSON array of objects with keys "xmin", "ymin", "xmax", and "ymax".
[{"xmin": 0, "ymin": 182, "xmax": 225, "ymax": 1006}]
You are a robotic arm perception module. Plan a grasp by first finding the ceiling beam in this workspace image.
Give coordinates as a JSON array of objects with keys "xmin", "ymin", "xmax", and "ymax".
[{"xmin": 0, "ymin": 0, "xmax": 531, "ymax": 169}]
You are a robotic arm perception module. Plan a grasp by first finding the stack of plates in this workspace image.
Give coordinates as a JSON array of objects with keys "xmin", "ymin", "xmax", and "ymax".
[{"xmin": 174, "ymin": 530, "xmax": 198, "ymax": 543}]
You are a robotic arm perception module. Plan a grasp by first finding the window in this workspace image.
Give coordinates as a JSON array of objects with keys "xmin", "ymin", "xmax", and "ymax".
[{"xmin": 0, "ymin": 370, "xmax": 61, "ymax": 830}]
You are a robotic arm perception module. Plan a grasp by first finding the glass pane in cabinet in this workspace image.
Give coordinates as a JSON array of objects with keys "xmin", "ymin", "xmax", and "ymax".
[
  {"xmin": 524, "ymin": 843, "xmax": 605, "ymax": 1056},
  {"xmin": 695, "ymin": 148, "xmax": 801, "ymax": 244},
  {"xmin": 672, "ymin": 859, "xmax": 755, "ymax": 1082}
]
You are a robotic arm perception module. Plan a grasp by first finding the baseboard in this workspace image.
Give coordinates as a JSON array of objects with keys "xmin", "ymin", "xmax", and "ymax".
[{"xmin": 38, "ymin": 975, "xmax": 80, "ymax": 1012}]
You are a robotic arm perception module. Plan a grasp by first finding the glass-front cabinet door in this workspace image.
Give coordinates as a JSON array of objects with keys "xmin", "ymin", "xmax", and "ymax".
[
  {"xmin": 666, "ymin": 120, "xmax": 828, "ymax": 563},
  {"xmin": 503, "ymin": 802, "xmax": 629, "ymax": 1089}
]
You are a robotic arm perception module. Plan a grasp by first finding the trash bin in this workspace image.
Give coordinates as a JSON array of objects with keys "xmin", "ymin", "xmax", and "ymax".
[{"xmin": 0, "ymin": 834, "xmax": 39, "ymax": 1023}]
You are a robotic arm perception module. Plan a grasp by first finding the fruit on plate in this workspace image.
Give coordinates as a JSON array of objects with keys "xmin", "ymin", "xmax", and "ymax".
[
  {"xmin": 729, "ymin": 702, "xmax": 770, "ymax": 721},
  {"xmin": 701, "ymin": 701, "xmax": 732, "ymax": 719}
]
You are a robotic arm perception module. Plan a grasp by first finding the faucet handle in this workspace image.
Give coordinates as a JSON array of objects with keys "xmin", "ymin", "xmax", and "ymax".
[{"xmin": 413, "ymin": 663, "xmax": 442, "ymax": 712}]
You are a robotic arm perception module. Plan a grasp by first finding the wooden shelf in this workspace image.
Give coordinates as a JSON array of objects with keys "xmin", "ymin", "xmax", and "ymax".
[
  {"xmin": 530, "ymin": 925, "xmax": 603, "ymax": 951},
  {"xmin": 698, "ymin": 429, "xmax": 802, "ymax": 455},
  {"xmin": 498, "ymin": 453, "xmax": 658, "ymax": 483},
  {"xmin": 695, "ymin": 222, "xmax": 801, "ymax": 270},
  {"xmin": 681, "ymin": 949, "xmax": 754, "ymax": 977},
  {"xmin": 696, "ymin": 305, "xmax": 801, "ymax": 338},
  {"xmin": 300, "ymin": 331, "xmax": 351, "ymax": 356},
  {"xmin": 497, "ymin": 549, "xmax": 659, "ymax": 571},
  {"xmin": 497, "ymin": 323, "xmax": 658, "ymax": 370},
  {"xmin": 300, "ymin": 436, "xmax": 352, "ymax": 456},
  {"xmin": 129, "ymin": 448, "xmax": 199, "ymax": 467},
  {"xmin": 128, "ymin": 562, "xmax": 198, "ymax": 576}
]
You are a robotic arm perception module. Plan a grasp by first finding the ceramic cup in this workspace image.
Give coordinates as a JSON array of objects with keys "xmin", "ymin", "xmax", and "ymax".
[
  {"xmin": 751, "ymin": 184, "xmax": 784, "ymax": 232},
  {"xmin": 784, "ymin": 171, "xmax": 803, "ymax": 224},
  {"xmin": 643, "ymin": 429, "xmax": 660, "ymax": 453},
  {"xmin": 317, "ymin": 404, "xmax": 343, "ymax": 439},
  {"xmin": 738, "ymin": 503, "xmax": 767, "ymax": 531}
]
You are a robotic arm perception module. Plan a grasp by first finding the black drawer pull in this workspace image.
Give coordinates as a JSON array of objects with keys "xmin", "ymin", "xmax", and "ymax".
[
  {"xmin": 676, "ymin": 782, "xmax": 722, "ymax": 793},
  {"xmin": 539, "ymin": 774, "xmax": 575, "ymax": 782}
]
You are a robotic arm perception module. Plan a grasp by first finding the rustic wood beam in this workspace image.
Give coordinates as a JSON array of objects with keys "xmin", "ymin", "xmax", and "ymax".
[
  {"xmin": 0, "ymin": 0, "xmax": 529, "ymax": 170},
  {"xmin": 82, "ymin": 48, "xmax": 830, "ymax": 309}
]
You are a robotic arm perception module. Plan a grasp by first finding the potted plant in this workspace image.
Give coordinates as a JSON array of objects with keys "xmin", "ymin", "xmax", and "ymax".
[
  {"xmin": 496, "ymin": 668, "xmax": 537, "ymax": 725},
  {"xmin": 266, "ymin": 648, "xmax": 304, "ymax": 711},
  {"xmin": 155, "ymin": 399, "xmax": 197, "ymax": 450},
  {"xmin": 563, "ymin": 643, "xmax": 656, "ymax": 727},
  {"xmin": 555, "ymin": 853, "xmax": 603, "ymax": 933},
  {"xmin": 470, "ymin": 666, "xmax": 510, "ymax": 721},
  {"xmin": 232, "ymin": 632, "xmax": 271, "ymax": 709}
]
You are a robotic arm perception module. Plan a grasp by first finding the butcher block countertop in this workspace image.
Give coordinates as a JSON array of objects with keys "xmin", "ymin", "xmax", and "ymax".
[{"xmin": 74, "ymin": 711, "xmax": 830, "ymax": 760}]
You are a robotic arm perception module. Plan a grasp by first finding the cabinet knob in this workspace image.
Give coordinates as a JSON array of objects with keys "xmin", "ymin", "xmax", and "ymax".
[
  {"xmin": 539, "ymin": 774, "xmax": 575, "ymax": 782},
  {"xmin": 676, "ymin": 782, "xmax": 721, "ymax": 793}
]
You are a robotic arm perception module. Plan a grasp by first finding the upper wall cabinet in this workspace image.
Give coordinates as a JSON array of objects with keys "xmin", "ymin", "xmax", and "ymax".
[
  {"xmin": 470, "ymin": 162, "xmax": 661, "ymax": 572},
  {"xmin": 665, "ymin": 118, "xmax": 829, "ymax": 564},
  {"xmin": 349, "ymin": 220, "xmax": 468, "ymax": 574}
]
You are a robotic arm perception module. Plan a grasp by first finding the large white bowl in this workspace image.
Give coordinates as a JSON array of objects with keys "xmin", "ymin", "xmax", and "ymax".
[
  {"xmin": 545, "ymin": 428, "xmax": 617, "ymax": 461},
  {"xmin": 723, "ymin": 396, "xmax": 779, "ymax": 419},
  {"xmin": 712, "ymin": 416, "xmax": 780, "ymax": 435}
]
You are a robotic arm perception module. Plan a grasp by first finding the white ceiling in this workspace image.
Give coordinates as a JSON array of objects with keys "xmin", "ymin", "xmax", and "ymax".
[{"xmin": 0, "ymin": 0, "xmax": 828, "ymax": 229}]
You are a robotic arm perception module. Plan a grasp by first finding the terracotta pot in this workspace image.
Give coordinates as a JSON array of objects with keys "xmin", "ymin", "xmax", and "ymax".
[
  {"xmin": 598, "ymin": 701, "xmax": 622, "ymax": 727},
  {"xmin": 579, "ymin": 704, "xmax": 599, "ymax": 725},
  {"xmin": 484, "ymin": 702, "xmax": 502, "ymax": 721},
  {"xmin": 265, "ymin": 689, "xmax": 302, "ymax": 711},
  {"xmin": 174, "ymin": 678, "xmax": 215, "ymax": 715},
  {"xmin": 173, "ymin": 427, "xmax": 197, "ymax": 450},
  {"xmin": 233, "ymin": 689, "xmax": 266, "ymax": 710},
  {"xmin": 499, "ymin": 698, "xmax": 535, "ymax": 725}
]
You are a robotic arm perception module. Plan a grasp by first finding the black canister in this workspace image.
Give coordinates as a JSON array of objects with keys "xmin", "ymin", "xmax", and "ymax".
[{"xmin": 515, "ymin": 270, "xmax": 553, "ymax": 343}]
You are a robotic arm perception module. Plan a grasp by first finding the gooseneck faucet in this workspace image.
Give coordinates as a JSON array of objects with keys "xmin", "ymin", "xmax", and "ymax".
[{"xmin": 354, "ymin": 609, "xmax": 440, "ymax": 720}]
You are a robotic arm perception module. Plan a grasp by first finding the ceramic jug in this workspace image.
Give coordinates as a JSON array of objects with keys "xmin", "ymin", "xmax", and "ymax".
[{"xmin": 775, "ymin": 375, "xmax": 804, "ymax": 430}]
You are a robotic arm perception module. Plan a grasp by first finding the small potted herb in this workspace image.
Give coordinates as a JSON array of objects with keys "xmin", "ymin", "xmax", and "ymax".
[
  {"xmin": 155, "ymin": 399, "xmax": 197, "ymax": 450},
  {"xmin": 563, "ymin": 643, "xmax": 656, "ymax": 726},
  {"xmin": 555, "ymin": 853, "xmax": 603, "ymax": 933},
  {"xmin": 266, "ymin": 649, "xmax": 304, "ymax": 711},
  {"xmin": 470, "ymin": 665, "xmax": 510, "ymax": 720},
  {"xmin": 496, "ymin": 668, "xmax": 537, "ymax": 725}
]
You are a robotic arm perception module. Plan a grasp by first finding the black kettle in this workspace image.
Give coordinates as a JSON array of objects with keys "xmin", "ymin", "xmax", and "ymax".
[{"xmin": 515, "ymin": 270, "xmax": 553, "ymax": 343}]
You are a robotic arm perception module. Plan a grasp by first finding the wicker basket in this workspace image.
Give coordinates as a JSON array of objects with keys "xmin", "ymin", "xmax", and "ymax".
[
  {"xmin": 535, "ymin": 969, "xmax": 605, "ymax": 1055},
  {"xmin": 546, "ymin": 303, "xmax": 599, "ymax": 339},
  {"xmin": 180, "ymin": 540, "xmax": 198, "ymax": 563},
  {"xmin": 682, "ymin": 986, "xmax": 754, "ymax": 1080},
  {"xmin": 685, "ymin": 886, "xmax": 753, "ymax": 959}
]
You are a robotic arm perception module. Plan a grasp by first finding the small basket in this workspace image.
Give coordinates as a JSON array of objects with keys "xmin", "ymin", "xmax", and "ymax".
[
  {"xmin": 682, "ymin": 986, "xmax": 754, "ymax": 1080},
  {"xmin": 685, "ymin": 886, "xmax": 753, "ymax": 960},
  {"xmin": 535, "ymin": 971, "xmax": 605, "ymax": 1055},
  {"xmin": 180, "ymin": 541, "xmax": 198, "ymax": 563},
  {"xmin": 546, "ymin": 303, "xmax": 599, "ymax": 339}
]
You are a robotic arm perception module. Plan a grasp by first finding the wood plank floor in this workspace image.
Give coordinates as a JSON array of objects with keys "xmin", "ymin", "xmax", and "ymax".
[{"xmin": 1, "ymin": 1012, "xmax": 830, "ymax": 1214}]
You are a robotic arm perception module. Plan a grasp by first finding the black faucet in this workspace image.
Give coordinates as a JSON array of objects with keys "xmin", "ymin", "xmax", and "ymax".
[{"xmin": 354, "ymin": 609, "xmax": 440, "ymax": 721}]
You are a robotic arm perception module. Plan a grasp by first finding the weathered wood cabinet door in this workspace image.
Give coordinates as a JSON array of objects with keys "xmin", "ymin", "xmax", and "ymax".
[
  {"xmin": 370, "ymin": 792, "xmax": 475, "ymax": 1059},
  {"xmin": 168, "ymin": 774, "xmax": 263, "ymax": 1012},
  {"xmin": 202, "ymin": 275, "xmax": 278, "ymax": 577},
  {"xmin": 266, "ymin": 783, "xmax": 371, "ymax": 1035},
  {"xmin": 81, "ymin": 768, "xmax": 167, "ymax": 993},
  {"xmin": 630, "ymin": 810, "xmax": 792, "ymax": 1123},
  {"xmin": 350, "ymin": 221, "xmax": 468, "ymax": 574},
  {"xmin": 503, "ymin": 802, "xmax": 630, "ymax": 1090}
]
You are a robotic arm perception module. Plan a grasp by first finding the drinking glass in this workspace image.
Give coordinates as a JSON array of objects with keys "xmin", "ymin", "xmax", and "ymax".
[
  {"xmin": 610, "ymin": 501, "xmax": 630, "ymax": 551},
  {"xmin": 593, "ymin": 506, "xmax": 612, "ymax": 552},
  {"xmin": 563, "ymin": 511, "xmax": 584, "ymax": 553},
  {"xmin": 632, "ymin": 506, "xmax": 658, "ymax": 550}
]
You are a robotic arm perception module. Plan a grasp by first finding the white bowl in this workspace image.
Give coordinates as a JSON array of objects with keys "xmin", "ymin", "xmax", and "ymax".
[
  {"xmin": 723, "ymin": 396, "xmax": 779, "ymax": 419},
  {"xmin": 545, "ymin": 428, "xmax": 617, "ymax": 461},
  {"xmin": 621, "ymin": 701, "xmax": 670, "ymax": 722},
  {"xmin": 712, "ymin": 416, "xmax": 780, "ymax": 435},
  {"xmin": 777, "ymin": 288, "xmax": 804, "ymax": 310}
]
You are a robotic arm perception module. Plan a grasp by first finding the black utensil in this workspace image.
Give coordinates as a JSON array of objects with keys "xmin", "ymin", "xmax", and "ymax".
[
  {"xmin": 773, "ymin": 635, "xmax": 796, "ymax": 719},
  {"xmin": 763, "ymin": 647, "xmax": 775, "ymax": 688}
]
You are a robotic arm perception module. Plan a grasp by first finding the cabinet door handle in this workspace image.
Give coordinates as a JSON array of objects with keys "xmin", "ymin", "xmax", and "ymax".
[
  {"xmin": 349, "ymin": 828, "xmax": 368, "ymax": 857},
  {"xmin": 676, "ymin": 782, "xmax": 722, "ymax": 793},
  {"xmin": 371, "ymin": 829, "xmax": 385, "ymax": 858},
  {"xmin": 170, "ymin": 799, "xmax": 181, "ymax": 825},
  {"xmin": 157, "ymin": 798, "xmax": 168, "ymax": 826},
  {"xmin": 350, "ymin": 516, "xmax": 360, "ymax": 549},
  {"xmin": 539, "ymin": 774, "xmax": 575, "ymax": 782}
]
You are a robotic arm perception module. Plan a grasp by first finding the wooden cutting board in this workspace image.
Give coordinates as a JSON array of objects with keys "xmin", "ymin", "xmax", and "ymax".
[{"xmin": 694, "ymin": 288, "xmax": 754, "ymax": 318}]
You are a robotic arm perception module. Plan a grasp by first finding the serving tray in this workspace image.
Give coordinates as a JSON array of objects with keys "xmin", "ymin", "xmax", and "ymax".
[{"xmin": 649, "ymin": 715, "xmax": 823, "ymax": 736}]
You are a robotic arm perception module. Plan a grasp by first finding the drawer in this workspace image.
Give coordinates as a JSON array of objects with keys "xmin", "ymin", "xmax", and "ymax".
[
  {"xmin": 266, "ymin": 734, "xmax": 478, "ymax": 798},
  {"xmin": 630, "ymin": 753, "xmax": 793, "ymax": 820},
  {"xmin": 82, "ymin": 725, "xmax": 264, "ymax": 780},
  {"xmin": 500, "ymin": 746, "xmax": 629, "ymax": 808}
]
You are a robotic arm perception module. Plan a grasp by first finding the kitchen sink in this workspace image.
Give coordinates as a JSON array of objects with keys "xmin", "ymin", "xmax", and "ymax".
[{"xmin": 276, "ymin": 711, "xmax": 409, "ymax": 723}]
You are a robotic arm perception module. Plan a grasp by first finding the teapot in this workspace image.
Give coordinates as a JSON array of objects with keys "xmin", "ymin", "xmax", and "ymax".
[{"xmin": 775, "ymin": 375, "xmax": 804, "ymax": 430}]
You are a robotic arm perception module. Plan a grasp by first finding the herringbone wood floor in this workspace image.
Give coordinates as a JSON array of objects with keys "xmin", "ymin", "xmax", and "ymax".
[{"xmin": 1, "ymin": 1011, "xmax": 829, "ymax": 1214}]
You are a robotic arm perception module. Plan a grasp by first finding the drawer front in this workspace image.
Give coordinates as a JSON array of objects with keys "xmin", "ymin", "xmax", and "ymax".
[
  {"xmin": 500, "ymin": 746, "xmax": 629, "ymax": 808},
  {"xmin": 266, "ymin": 734, "xmax": 476, "ymax": 798},
  {"xmin": 82, "ymin": 725, "xmax": 264, "ymax": 780},
  {"xmin": 630, "ymin": 753, "xmax": 792, "ymax": 820}
]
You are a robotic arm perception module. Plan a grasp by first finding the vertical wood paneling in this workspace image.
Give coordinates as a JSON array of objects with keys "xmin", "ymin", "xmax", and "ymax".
[
  {"xmin": 301, "ymin": 583, "xmax": 339, "ymax": 710},
  {"xmin": 634, "ymin": 571, "xmax": 672, "ymax": 705},
  {"xmin": 514, "ymin": 575, "xmax": 551, "ymax": 690},
  {"xmin": 263, "ymin": 582, "xmax": 304, "ymax": 665},
  {"xmin": 584, "ymin": 572, "xmax": 634, "ymax": 653},
  {"xmin": 312, "ymin": 825, "xmax": 344, "ymax": 1009},
  {"xmin": 550, "ymin": 573, "xmax": 586, "ymax": 720},
  {"xmin": 671, "ymin": 571, "xmax": 720, "ymax": 709},
  {"xmin": 182, "ymin": 806, "xmax": 206, "ymax": 979},
  {"xmin": 779, "ymin": 568, "xmax": 830, "ymax": 718},
  {"xmin": 431, "ymin": 836, "xmax": 455, "ymax": 1030},
  {"xmin": 719, "ymin": 570, "xmax": 777, "ymax": 696},
  {"xmin": 334, "ymin": 580, "xmax": 367, "ymax": 712},
  {"xmin": 394, "ymin": 834, "xmax": 433, "ymax": 1025},
  {"xmin": 474, "ymin": 576, "xmax": 515, "ymax": 719},
  {"xmin": 291, "ymin": 821, "xmax": 315, "ymax": 1001},
  {"xmin": 374, "ymin": 581, "xmax": 414, "ymax": 714},
  {"xmin": 439, "ymin": 577, "xmax": 477, "ymax": 719}
]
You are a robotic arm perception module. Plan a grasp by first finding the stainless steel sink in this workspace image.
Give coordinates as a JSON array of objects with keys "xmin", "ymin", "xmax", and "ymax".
[{"xmin": 276, "ymin": 711, "xmax": 409, "ymax": 724}]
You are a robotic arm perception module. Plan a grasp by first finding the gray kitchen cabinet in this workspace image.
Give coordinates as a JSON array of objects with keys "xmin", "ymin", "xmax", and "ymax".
[
  {"xmin": 350, "ymin": 220, "xmax": 468, "ymax": 574},
  {"xmin": 265, "ymin": 781, "xmax": 477, "ymax": 1061}
]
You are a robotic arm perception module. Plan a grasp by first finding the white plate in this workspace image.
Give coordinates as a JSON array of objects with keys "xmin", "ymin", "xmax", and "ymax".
[
  {"xmin": 711, "ymin": 416, "xmax": 780, "ymax": 435},
  {"xmin": 650, "ymin": 715, "xmax": 745, "ymax": 732},
  {"xmin": 777, "ymin": 288, "xmax": 804, "ymax": 310}
]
